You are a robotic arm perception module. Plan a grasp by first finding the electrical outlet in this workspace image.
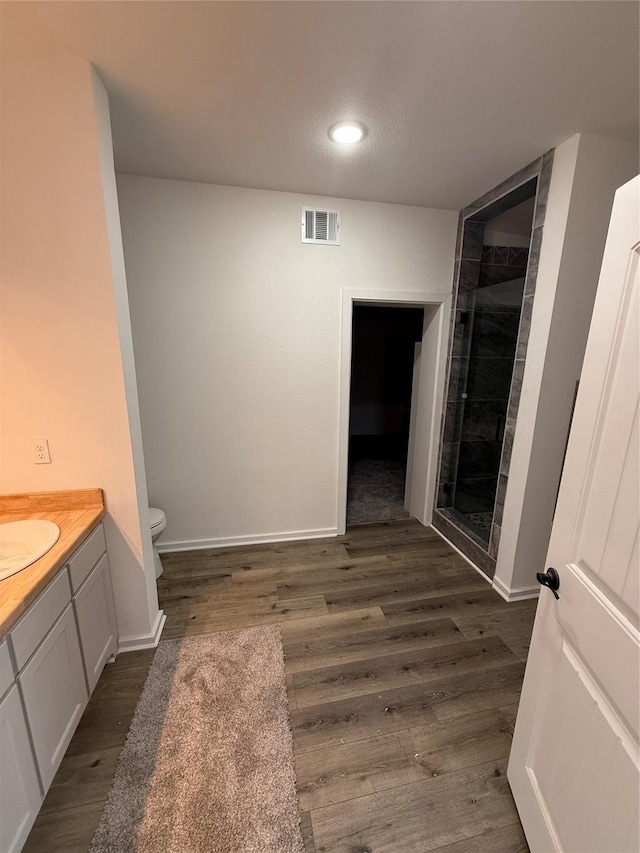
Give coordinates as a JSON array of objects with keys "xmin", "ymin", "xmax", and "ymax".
[{"xmin": 34, "ymin": 439, "xmax": 52, "ymax": 464}]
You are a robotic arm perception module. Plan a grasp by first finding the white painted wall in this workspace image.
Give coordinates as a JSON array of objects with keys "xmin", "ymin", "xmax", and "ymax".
[
  {"xmin": 90, "ymin": 75, "xmax": 163, "ymax": 644},
  {"xmin": 0, "ymin": 44, "xmax": 162, "ymax": 647},
  {"xmin": 494, "ymin": 133, "xmax": 638, "ymax": 599},
  {"xmin": 117, "ymin": 176, "xmax": 457, "ymax": 547}
]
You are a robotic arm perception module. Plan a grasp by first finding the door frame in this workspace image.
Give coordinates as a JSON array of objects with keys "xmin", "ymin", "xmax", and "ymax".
[
  {"xmin": 404, "ymin": 341, "xmax": 423, "ymax": 508},
  {"xmin": 337, "ymin": 288, "xmax": 452, "ymax": 535}
]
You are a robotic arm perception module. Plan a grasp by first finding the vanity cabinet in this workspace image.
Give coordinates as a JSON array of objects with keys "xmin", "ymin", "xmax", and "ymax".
[
  {"xmin": 0, "ymin": 684, "xmax": 43, "ymax": 853},
  {"xmin": 1, "ymin": 521, "xmax": 118, "ymax": 851}
]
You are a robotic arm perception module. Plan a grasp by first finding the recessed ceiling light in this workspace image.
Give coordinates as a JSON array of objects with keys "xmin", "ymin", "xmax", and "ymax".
[{"xmin": 329, "ymin": 122, "xmax": 365, "ymax": 144}]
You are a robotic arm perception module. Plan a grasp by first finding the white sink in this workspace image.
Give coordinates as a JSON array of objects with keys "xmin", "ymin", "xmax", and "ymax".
[{"xmin": 0, "ymin": 520, "xmax": 61, "ymax": 581}]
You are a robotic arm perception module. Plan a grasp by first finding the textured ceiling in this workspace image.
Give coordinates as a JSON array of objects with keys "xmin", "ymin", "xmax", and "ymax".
[{"xmin": 2, "ymin": 1, "xmax": 638, "ymax": 209}]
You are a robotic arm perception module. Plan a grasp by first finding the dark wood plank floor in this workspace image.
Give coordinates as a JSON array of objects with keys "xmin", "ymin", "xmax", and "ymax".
[{"xmin": 24, "ymin": 519, "xmax": 536, "ymax": 853}]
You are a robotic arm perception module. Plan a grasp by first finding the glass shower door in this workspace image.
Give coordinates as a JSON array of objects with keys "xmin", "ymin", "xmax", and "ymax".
[{"xmin": 443, "ymin": 277, "xmax": 525, "ymax": 542}]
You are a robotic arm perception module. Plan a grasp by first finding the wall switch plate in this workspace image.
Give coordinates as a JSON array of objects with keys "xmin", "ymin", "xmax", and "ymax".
[{"xmin": 34, "ymin": 439, "xmax": 52, "ymax": 464}]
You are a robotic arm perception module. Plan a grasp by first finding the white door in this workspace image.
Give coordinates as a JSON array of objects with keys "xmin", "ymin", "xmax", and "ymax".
[{"xmin": 508, "ymin": 175, "xmax": 639, "ymax": 852}]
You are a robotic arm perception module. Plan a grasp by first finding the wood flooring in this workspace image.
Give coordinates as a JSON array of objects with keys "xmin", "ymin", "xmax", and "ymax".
[{"xmin": 23, "ymin": 519, "xmax": 536, "ymax": 853}]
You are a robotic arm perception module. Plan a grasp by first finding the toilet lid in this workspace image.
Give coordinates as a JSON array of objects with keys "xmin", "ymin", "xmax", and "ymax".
[{"xmin": 149, "ymin": 507, "xmax": 166, "ymax": 529}]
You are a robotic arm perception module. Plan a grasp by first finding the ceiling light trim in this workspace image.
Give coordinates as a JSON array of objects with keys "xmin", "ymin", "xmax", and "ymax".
[{"xmin": 328, "ymin": 121, "xmax": 366, "ymax": 144}]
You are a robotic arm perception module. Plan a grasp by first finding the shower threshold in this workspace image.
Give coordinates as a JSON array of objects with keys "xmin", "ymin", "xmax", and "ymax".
[{"xmin": 441, "ymin": 507, "xmax": 491, "ymax": 545}]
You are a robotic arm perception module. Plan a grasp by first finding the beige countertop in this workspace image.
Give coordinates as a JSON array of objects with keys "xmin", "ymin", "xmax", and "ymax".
[{"xmin": 0, "ymin": 489, "xmax": 106, "ymax": 639}]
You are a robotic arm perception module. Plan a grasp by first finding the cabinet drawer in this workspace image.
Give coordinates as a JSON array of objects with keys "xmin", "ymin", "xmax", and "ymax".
[
  {"xmin": 68, "ymin": 523, "xmax": 106, "ymax": 592},
  {"xmin": 0, "ymin": 639, "xmax": 15, "ymax": 700},
  {"xmin": 9, "ymin": 570, "xmax": 71, "ymax": 672}
]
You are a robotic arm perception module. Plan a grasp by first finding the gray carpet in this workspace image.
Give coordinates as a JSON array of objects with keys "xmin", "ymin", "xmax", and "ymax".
[
  {"xmin": 89, "ymin": 626, "xmax": 303, "ymax": 853},
  {"xmin": 347, "ymin": 458, "xmax": 410, "ymax": 525}
]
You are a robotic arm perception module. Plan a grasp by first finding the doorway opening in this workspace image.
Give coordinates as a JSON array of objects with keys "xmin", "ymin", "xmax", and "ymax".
[
  {"xmin": 347, "ymin": 304, "xmax": 425, "ymax": 525},
  {"xmin": 338, "ymin": 289, "xmax": 450, "ymax": 536}
]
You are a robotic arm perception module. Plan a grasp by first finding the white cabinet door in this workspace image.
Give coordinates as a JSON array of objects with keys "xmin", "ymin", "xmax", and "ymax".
[
  {"xmin": 19, "ymin": 604, "xmax": 88, "ymax": 791},
  {"xmin": 74, "ymin": 554, "xmax": 118, "ymax": 693},
  {"xmin": 0, "ymin": 685, "xmax": 43, "ymax": 853},
  {"xmin": 508, "ymin": 176, "xmax": 640, "ymax": 850}
]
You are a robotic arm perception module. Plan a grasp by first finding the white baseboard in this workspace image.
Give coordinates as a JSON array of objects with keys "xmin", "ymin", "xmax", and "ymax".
[
  {"xmin": 429, "ymin": 525, "xmax": 493, "ymax": 586},
  {"xmin": 157, "ymin": 527, "xmax": 339, "ymax": 553},
  {"xmin": 118, "ymin": 610, "xmax": 166, "ymax": 653},
  {"xmin": 492, "ymin": 575, "xmax": 540, "ymax": 602}
]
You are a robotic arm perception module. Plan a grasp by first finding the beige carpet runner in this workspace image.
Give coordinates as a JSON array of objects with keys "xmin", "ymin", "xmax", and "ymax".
[{"xmin": 90, "ymin": 626, "xmax": 303, "ymax": 853}]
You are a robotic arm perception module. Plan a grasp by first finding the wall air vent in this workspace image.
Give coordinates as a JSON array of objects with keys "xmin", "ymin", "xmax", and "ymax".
[{"xmin": 301, "ymin": 208, "xmax": 341, "ymax": 245}]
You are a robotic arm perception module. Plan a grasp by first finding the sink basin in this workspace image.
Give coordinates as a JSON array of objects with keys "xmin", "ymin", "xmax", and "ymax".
[{"xmin": 0, "ymin": 520, "xmax": 61, "ymax": 581}]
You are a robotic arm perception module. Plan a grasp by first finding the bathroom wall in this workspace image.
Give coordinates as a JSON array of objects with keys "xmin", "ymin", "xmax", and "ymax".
[
  {"xmin": 0, "ymin": 33, "xmax": 162, "ymax": 647},
  {"xmin": 117, "ymin": 176, "xmax": 458, "ymax": 547},
  {"xmin": 493, "ymin": 132, "xmax": 638, "ymax": 599}
]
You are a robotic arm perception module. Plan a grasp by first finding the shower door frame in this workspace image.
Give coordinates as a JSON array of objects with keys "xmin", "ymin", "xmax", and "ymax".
[{"xmin": 432, "ymin": 151, "xmax": 555, "ymax": 577}]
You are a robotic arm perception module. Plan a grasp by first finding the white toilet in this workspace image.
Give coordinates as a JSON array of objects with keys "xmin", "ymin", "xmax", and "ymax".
[{"xmin": 149, "ymin": 507, "xmax": 167, "ymax": 579}]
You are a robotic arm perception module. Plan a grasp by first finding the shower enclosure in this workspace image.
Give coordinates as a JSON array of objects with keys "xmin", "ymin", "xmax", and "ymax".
[{"xmin": 434, "ymin": 153, "xmax": 554, "ymax": 576}]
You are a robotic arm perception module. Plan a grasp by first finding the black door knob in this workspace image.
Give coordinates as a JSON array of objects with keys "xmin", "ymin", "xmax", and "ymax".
[{"xmin": 536, "ymin": 567, "xmax": 560, "ymax": 600}]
